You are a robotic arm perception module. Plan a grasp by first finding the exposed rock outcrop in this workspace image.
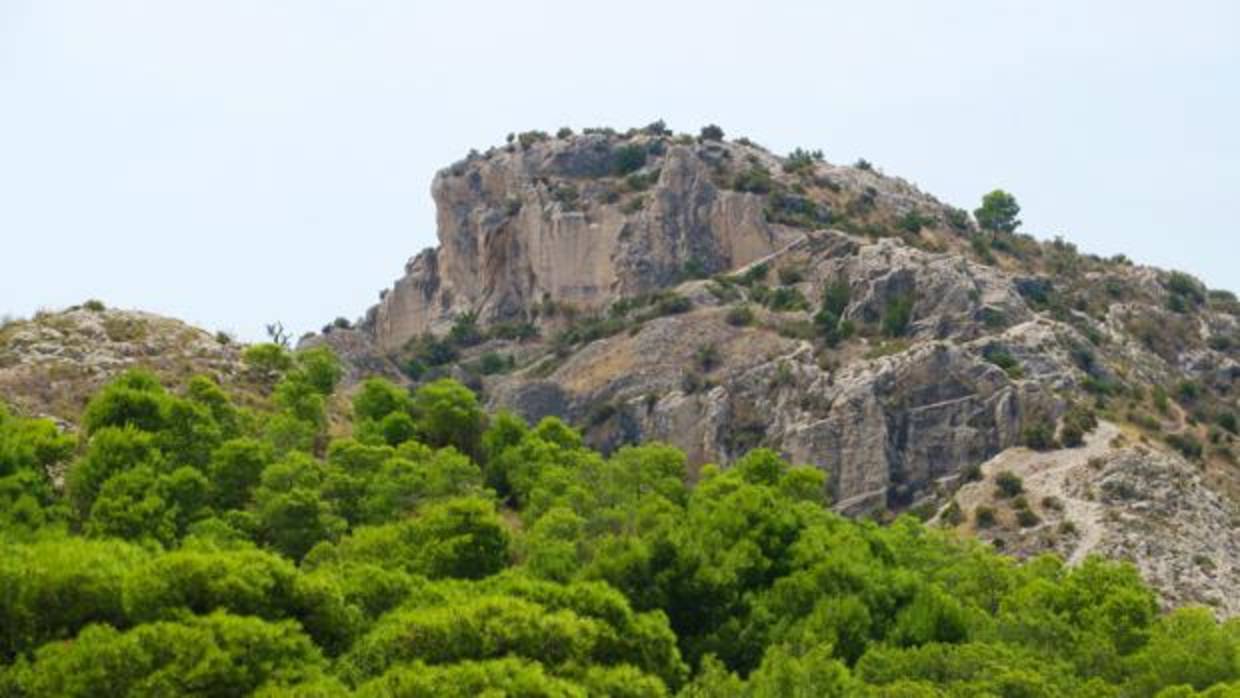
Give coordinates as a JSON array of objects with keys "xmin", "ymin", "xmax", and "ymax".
[
  {"xmin": 369, "ymin": 134, "xmax": 806, "ymax": 352},
  {"xmin": 943, "ymin": 422, "xmax": 1240, "ymax": 616},
  {"xmin": 338, "ymin": 129, "xmax": 1239, "ymax": 524},
  {"xmin": 0, "ymin": 306, "xmax": 244, "ymax": 421}
]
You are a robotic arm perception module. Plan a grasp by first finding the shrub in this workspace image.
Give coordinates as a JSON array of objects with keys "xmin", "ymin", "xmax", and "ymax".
[
  {"xmin": 945, "ymin": 207, "xmax": 970, "ymax": 230},
  {"xmin": 983, "ymin": 346, "xmax": 1022, "ymax": 378},
  {"xmin": 1177, "ymin": 380, "xmax": 1201, "ymax": 402},
  {"xmin": 699, "ymin": 124, "xmax": 725, "ymax": 141},
  {"xmin": 488, "ymin": 321, "xmax": 539, "ymax": 342},
  {"xmin": 654, "ymin": 294, "xmax": 692, "ymax": 316},
  {"xmin": 643, "ymin": 119, "xmax": 670, "ymax": 136},
  {"xmin": 725, "ymin": 305, "xmax": 755, "ymax": 327},
  {"xmin": 1165, "ymin": 432, "xmax": 1203, "ymax": 460},
  {"xmin": 681, "ymin": 257, "xmax": 708, "ymax": 280},
  {"xmin": 783, "ymin": 148, "xmax": 823, "ymax": 174},
  {"xmin": 1165, "ymin": 271, "xmax": 1206, "ymax": 306},
  {"xmin": 975, "ymin": 506, "xmax": 997, "ymax": 528},
  {"xmin": 1152, "ymin": 386, "xmax": 1170, "ymax": 414},
  {"xmin": 898, "ymin": 210, "xmax": 934, "ymax": 234},
  {"xmin": 694, "ymin": 344, "xmax": 721, "ymax": 372},
  {"xmin": 406, "ymin": 334, "xmax": 458, "ymax": 369},
  {"xmin": 854, "ymin": 158, "xmax": 873, "ymax": 171},
  {"xmin": 517, "ymin": 130, "xmax": 549, "ymax": 149},
  {"xmin": 550, "ymin": 183, "xmax": 580, "ymax": 210},
  {"xmin": 732, "ymin": 165, "xmax": 775, "ymax": 194},
  {"xmin": 995, "ymin": 471, "xmax": 1024, "ymax": 498},
  {"xmin": 777, "ymin": 266, "xmax": 805, "ymax": 285},
  {"xmin": 1061, "ymin": 404, "xmax": 1098, "ymax": 447},
  {"xmin": 767, "ymin": 287, "xmax": 810, "ymax": 312},
  {"xmin": 737, "ymin": 262, "xmax": 769, "ymax": 286},
  {"xmin": 1015, "ymin": 508, "xmax": 1040, "ymax": 528},
  {"xmin": 1060, "ymin": 421, "xmax": 1085, "ymax": 449},
  {"xmin": 624, "ymin": 170, "xmax": 659, "ymax": 192},
  {"xmin": 613, "ymin": 144, "xmax": 648, "ymax": 176},
  {"xmin": 448, "ymin": 312, "xmax": 483, "ymax": 348},
  {"xmin": 556, "ymin": 126, "xmax": 573, "ymax": 139},
  {"xmin": 83, "ymin": 299, "xmax": 106, "ymax": 312},
  {"xmin": 766, "ymin": 192, "xmax": 831, "ymax": 228},
  {"xmin": 1217, "ymin": 412, "xmax": 1238, "ymax": 435},
  {"xmin": 881, "ymin": 293, "xmax": 915, "ymax": 337},
  {"xmin": 476, "ymin": 352, "xmax": 514, "ymax": 376},
  {"xmin": 942, "ymin": 499, "xmax": 964, "ymax": 526},
  {"xmin": 1022, "ymin": 420, "xmax": 1058, "ymax": 451}
]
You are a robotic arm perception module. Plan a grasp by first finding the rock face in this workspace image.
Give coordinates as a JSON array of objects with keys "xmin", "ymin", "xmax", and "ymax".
[
  {"xmin": 487, "ymin": 232, "xmax": 1069, "ymax": 511},
  {"xmin": 345, "ymin": 129, "xmax": 1238, "ymax": 518},
  {"xmin": 371, "ymin": 134, "xmax": 807, "ymax": 351}
]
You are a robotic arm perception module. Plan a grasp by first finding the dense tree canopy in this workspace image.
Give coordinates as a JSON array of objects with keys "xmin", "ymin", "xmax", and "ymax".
[{"xmin": 1, "ymin": 345, "xmax": 1238, "ymax": 696}]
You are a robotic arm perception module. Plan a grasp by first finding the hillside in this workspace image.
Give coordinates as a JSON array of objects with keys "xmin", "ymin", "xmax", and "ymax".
[
  {"xmin": 0, "ymin": 303, "xmax": 247, "ymax": 421},
  {"xmin": 2, "ymin": 351, "xmax": 1240, "ymax": 695},
  {"xmin": 297, "ymin": 124, "xmax": 1240, "ymax": 611},
  {"xmin": 3, "ymin": 123, "xmax": 1239, "ymax": 693}
]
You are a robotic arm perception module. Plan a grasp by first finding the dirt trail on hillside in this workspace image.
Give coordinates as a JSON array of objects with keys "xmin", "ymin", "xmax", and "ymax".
[{"xmin": 940, "ymin": 422, "xmax": 1122, "ymax": 565}]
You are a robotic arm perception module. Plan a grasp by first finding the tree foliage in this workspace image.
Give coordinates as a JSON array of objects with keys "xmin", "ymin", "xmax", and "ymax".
[
  {"xmin": 2, "ymin": 365, "xmax": 1238, "ymax": 696},
  {"xmin": 974, "ymin": 189, "xmax": 1022, "ymax": 234}
]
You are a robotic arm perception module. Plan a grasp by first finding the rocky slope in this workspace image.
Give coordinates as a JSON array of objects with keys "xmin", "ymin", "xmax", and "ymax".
[
  {"xmin": 304, "ymin": 124, "xmax": 1240, "ymax": 611},
  {"xmin": 328, "ymin": 126, "xmax": 1239, "ymax": 508},
  {"xmin": 0, "ymin": 304, "xmax": 246, "ymax": 422},
  {"xmin": 939, "ymin": 421, "xmax": 1240, "ymax": 615}
]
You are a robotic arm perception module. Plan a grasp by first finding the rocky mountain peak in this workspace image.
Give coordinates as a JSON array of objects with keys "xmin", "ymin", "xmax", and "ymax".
[{"xmin": 363, "ymin": 126, "xmax": 963, "ymax": 353}]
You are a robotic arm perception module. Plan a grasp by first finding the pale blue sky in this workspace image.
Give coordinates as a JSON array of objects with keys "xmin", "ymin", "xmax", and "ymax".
[{"xmin": 2, "ymin": 1, "xmax": 1236, "ymax": 339}]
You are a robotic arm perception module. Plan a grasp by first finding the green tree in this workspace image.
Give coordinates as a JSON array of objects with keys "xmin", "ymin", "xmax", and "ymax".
[
  {"xmin": 67, "ymin": 425, "xmax": 162, "ymax": 519},
  {"xmin": 974, "ymin": 189, "xmax": 1022, "ymax": 234},
  {"xmin": 11, "ymin": 612, "xmax": 325, "ymax": 697},
  {"xmin": 353, "ymin": 378, "xmax": 413, "ymax": 423},
  {"xmin": 0, "ymin": 536, "xmax": 148, "ymax": 660},
  {"xmin": 208, "ymin": 437, "xmax": 274, "ymax": 510},
  {"xmin": 413, "ymin": 379, "xmax": 485, "ymax": 457},
  {"xmin": 81, "ymin": 369, "xmax": 168, "ymax": 435}
]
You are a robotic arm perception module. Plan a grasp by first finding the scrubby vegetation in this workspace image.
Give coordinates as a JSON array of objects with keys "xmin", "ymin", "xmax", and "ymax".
[{"xmin": 1, "ymin": 346, "xmax": 1239, "ymax": 696}]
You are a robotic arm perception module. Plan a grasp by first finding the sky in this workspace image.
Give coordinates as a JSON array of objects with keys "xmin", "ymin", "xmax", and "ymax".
[{"xmin": 2, "ymin": 1, "xmax": 1237, "ymax": 340}]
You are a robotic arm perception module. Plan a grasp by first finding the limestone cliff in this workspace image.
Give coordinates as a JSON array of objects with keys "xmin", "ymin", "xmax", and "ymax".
[
  {"xmin": 368, "ymin": 131, "xmax": 811, "ymax": 352},
  {"xmin": 347, "ymin": 126, "xmax": 1237, "ymax": 512}
]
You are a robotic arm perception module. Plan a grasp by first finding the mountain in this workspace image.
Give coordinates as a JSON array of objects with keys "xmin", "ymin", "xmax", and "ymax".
[
  {"xmin": 303, "ymin": 124, "xmax": 1240, "ymax": 612},
  {"xmin": 3, "ymin": 124, "xmax": 1237, "ymax": 616},
  {"xmin": 5, "ymin": 124, "xmax": 1240, "ymax": 695}
]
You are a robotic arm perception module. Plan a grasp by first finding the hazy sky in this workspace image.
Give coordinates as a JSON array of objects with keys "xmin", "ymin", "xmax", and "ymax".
[{"xmin": 2, "ymin": 1, "xmax": 1237, "ymax": 340}]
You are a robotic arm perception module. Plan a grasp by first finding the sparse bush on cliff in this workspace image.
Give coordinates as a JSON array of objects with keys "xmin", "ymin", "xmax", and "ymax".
[
  {"xmin": 725, "ymin": 304, "xmax": 755, "ymax": 327},
  {"xmin": 699, "ymin": 124, "xmax": 724, "ymax": 141},
  {"xmin": 995, "ymin": 470, "xmax": 1024, "ymax": 498},
  {"xmin": 783, "ymin": 147, "xmax": 823, "ymax": 174},
  {"xmin": 881, "ymin": 292, "xmax": 915, "ymax": 337},
  {"xmin": 613, "ymin": 143, "xmax": 648, "ymax": 176},
  {"xmin": 732, "ymin": 164, "xmax": 775, "ymax": 194}
]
